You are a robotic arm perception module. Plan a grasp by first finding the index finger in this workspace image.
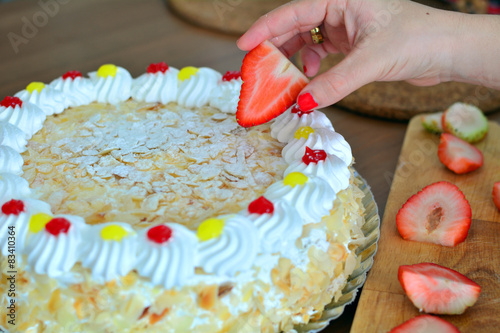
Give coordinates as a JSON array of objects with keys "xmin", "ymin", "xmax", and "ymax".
[{"xmin": 237, "ymin": 0, "xmax": 330, "ymax": 51}]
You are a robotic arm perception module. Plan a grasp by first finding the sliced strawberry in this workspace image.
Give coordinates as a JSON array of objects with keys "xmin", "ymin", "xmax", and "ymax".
[
  {"xmin": 398, "ymin": 263, "xmax": 481, "ymax": 315},
  {"xmin": 236, "ymin": 40, "xmax": 308, "ymax": 127},
  {"xmin": 396, "ymin": 181, "xmax": 471, "ymax": 247},
  {"xmin": 493, "ymin": 182, "xmax": 500, "ymax": 211},
  {"xmin": 421, "ymin": 111, "xmax": 443, "ymax": 134},
  {"xmin": 389, "ymin": 315, "xmax": 460, "ymax": 333},
  {"xmin": 442, "ymin": 103, "xmax": 488, "ymax": 143},
  {"xmin": 438, "ymin": 133, "xmax": 483, "ymax": 174}
]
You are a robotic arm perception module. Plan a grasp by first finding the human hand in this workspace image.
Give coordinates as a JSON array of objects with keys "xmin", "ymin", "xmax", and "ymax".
[{"xmin": 237, "ymin": 0, "xmax": 499, "ymax": 110}]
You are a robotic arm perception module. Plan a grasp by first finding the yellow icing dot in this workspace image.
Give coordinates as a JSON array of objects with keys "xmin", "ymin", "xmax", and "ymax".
[
  {"xmin": 97, "ymin": 64, "xmax": 118, "ymax": 78},
  {"xmin": 29, "ymin": 213, "xmax": 53, "ymax": 233},
  {"xmin": 178, "ymin": 66, "xmax": 199, "ymax": 81},
  {"xmin": 294, "ymin": 126, "xmax": 315, "ymax": 140},
  {"xmin": 101, "ymin": 225, "xmax": 128, "ymax": 241},
  {"xmin": 283, "ymin": 172, "xmax": 308, "ymax": 187},
  {"xmin": 26, "ymin": 82, "xmax": 46, "ymax": 94},
  {"xmin": 197, "ymin": 218, "xmax": 224, "ymax": 241}
]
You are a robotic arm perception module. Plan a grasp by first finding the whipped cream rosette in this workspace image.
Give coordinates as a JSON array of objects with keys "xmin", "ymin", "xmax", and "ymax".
[
  {"xmin": 89, "ymin": 64, "xmax": 133, "ymax": 104},
  {"xmin": 131, "ymin": 62, "xmax": 180, "ymax": 104},
  {"xmin": 0, "ymin": 173, "xmax": 31, "ymax": 205},
  {"xmin": 264, "ymin": 172, "xmax": 335, "ymax": 224},
  {"xmin": 0, "ymin": 122, "xmax": 28, "ymax": 153},
  {"xmin": 49, "ymin": 70, "xmax": 97, "ymax": 107},
  {"xmin": 282, "ymin": 126, "xmax": 353, "ymax": 166},
  {"xmin": 0, "ymin": 97, "xmax": 46, "ymax": 139},
  {"xmin": 80, "ymin": 222, "xmax": 138, "ymax": 282},
  {"xmin": 285, "ymin": 147, "xmax": 350, "ymax": 194},
  {"xmin": 209, "ymin": 72, "xmax": 242, "ymax": 113},
  {"xmin": 135, "ymin": 223, "xmax": 197, "ymax": 289},
  {"xmin": 241, "ymin": 196, "xmax": 303, "ymax": 254},
  {"xmin": 15, "ymin": 81, "xmax": 67, "ymax": 116},
  {"xmin": 196, "ymin": 215, "xmax": 259, "ymax": 276},
  {"xmin": 0, "ymin": 145, "xmax": 24, "ymax": 175},
  {"xmin": 0, "ymin": 199, "xmax": 52, "ymax": 257},
  {"xmin": 177, "ymin": 67, "xmax": 222, "ymax": 108},
  {"xmin": 271, "ymin": 104, "xmax": 334, "ymax": 143},
  {"xmin": 24, "ymin": 214, "xmax": 86, "ymax": 277}
]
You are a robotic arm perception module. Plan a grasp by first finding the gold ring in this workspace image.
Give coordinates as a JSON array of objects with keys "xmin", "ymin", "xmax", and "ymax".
[{"xmin": 310, "ymin": 27, "xmax": 324, "ymax": 44}]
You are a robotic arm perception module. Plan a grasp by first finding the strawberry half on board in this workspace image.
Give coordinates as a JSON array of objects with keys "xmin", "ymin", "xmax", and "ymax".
[
  {"xmin": 438, "ymin": 133, "xmax": 483, "ymax": 174},
  {"xmin": 442, "ymin": 102, "xmax": 488, "ymax": 143},
  {"xmin": 236, "ymin": 40, "xmax": 309, "ymax": 127},
  {"xmin": 493, "ymin": 182, "xmax": 500, "ymax": 211},
  {"xmin": 389, "ymin": 315, "xmax": 460, "ymax": 333},
  {"xmin": 398, "ymin": 263, "xmax": 481, "ymax": 315},
  {"xmin": 396, "ymin": 181, "xmax": 471, "ymax": 247}
]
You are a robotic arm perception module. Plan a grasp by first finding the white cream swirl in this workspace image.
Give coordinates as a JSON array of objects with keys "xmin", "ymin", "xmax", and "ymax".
[
  {"xmin": 284, "ymin": 154, "xmax": 350, "ymax": 194},
  {"xmin": 0, "ymin": 199, "xmax": 52, "ymax": 257},
  {"xmin": 135, "ymin": 223, "xmax": 197, "ymax": 289},
  {"xmin": 209, "ymin": 78, "xmax": 242, "ymax": 113},
  {"xmin": 89, "ymin": 67, "xmax": 133, "ymax": 104},
  {"xmin": 131, "ymin": 68, "xmax": 180, "ymax": 104},
  {"xmin": 49, "ymin": 76, "xmax": 96, "ymax": 107},
  {"xmin": 15, "ymin": 86, "xmax": 67, "ymax": 116},
  {"xmin": 264, "ymin": 176, "xmax": 335, "ymax": 224},
  {"xmin": 177, "ymin": 68, "xmax": 221, "ymax": 108},
  {"xmin": 0, "ymin": 173, "xmax": 31, "ymax": 205},
  {"xmin": 282, "ymin": 128, "xmax": 353, "ymax": 166},
  {"xmin": 79, "ymin": 222, "xmax": 137, "ymax": 282},
  {"xmin": 0, "ymin": 122, "xmax": 28, "ymax": 153},
  {"xmin": 241, "ymin": 200, "xmax": 302, "ymax": 254},
  {"xmin": 0, "ymin": 146, "xmax": 24, "ymax": 175},
  {"xmin": 25, "ymin": 215, "xmax": 86, "ymax": 278},
  {"xmin": 271, "ymin": 107, "xmax": 334, "ymax": 143},
  {"xmin": 0, "ymin": 102, "xmax": 46, "ymax": 139},
  {"xmin": 197, "ymin": 215, "xmax": 259, "ymax": 276}
]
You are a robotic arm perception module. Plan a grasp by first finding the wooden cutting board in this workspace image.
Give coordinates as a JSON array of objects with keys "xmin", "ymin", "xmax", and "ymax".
[{"xmin": 351, "ymin": 117, "xmax": 500, "ymax": 332}]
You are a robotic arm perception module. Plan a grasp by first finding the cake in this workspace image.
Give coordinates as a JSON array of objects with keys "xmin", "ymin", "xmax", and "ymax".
[{"xmin": 0, "ymin": 63, "xmax": 367, "ymax": 333}]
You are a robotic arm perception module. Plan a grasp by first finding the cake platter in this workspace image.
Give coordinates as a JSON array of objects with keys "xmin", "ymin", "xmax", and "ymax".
[{"xmin": 296, "ymin": 172, "xmax": 380, "ymax": 333}]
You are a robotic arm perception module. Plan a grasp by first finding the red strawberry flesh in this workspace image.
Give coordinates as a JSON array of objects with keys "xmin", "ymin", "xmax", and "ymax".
[
  {"xmin": 438, "ymin": 133, "xmax": 483, "ymax": 174},
  {"xmin": 389, "ymin": 314, "xmax": 460, "ymax": 333},
  {"xmin": 493, "ymin": 182, "xmax": 500, "ymax": 211},
  {"xmin": 236, "ymin": 40, "xmax": 308, "ymax": 127},
  {"xmin": 398, "ymin": 263, "xmax": 481, "ymax": 315},
  {"xmin": 396, "ymin": 181, "xmax": 471, "ymax": 247}
]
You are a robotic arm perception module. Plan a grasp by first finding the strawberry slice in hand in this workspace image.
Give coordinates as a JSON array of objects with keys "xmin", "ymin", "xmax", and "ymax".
[
  {"xmin": 398, "ymin": 263, "xmax": 481, "ymax": 315},
  {"xmin": 389, "ymin": 314, "xmax": 460, "ymax": 333},
  {"xmin": 396, "ymin": 181, "xmax": 471, "ymax": 247},
  {"xmin": 438, "ymin": 133, "xmax": 483, "ymax": 174},
  {"xmin": 236, "ymin": 40, "xmax": 308, "ymax": 127}
]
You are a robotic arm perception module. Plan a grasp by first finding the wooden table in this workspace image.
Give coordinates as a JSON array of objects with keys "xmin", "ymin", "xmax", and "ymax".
[{"xmin": 0, "ymin": 0, "xmax": 498, "ymax": 332}]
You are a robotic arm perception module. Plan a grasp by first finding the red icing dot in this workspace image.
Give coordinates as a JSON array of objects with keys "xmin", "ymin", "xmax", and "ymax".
[
  {"xmin": 291, "ymin": 104, "xmax": 313, "ymax": 117},
  {"xmin": 222, "ymin": 71, "xmax": 242, "ymax": 81},
  {"xmin": 248, "ymin": 196, "xmax": 274, "ymax": 215},
  {"xmin": 45, "ymin": 218, "xmax": 71, "ymax": 236},
  {"xmin": 147, "ymin": 62, "xmax": 169, "ymax": 74},
  {"xmin": 302, "ymin": 146, "xmax": 327, "ymax": 165},
  {"xmin": 0, "ymin": 96, "xmax": 23, "ymax": 109},
  {"xmin": 1, "ymin": 200, "xmax": 25, "ymax": 216},
  {"xmin": 147, "ymin": 225, "xmax": 173, "ymax": 244},
  {"xmin": 62, "ymin": 70, "xmax": 83, "ymax": 80}
]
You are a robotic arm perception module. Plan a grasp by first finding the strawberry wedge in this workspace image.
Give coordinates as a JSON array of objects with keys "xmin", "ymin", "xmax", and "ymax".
[
  {"xmin": 438, "ymin": 133, "xmax": 483, "ymax": 174},
  {"xmin": 236, "ymin": 40, "xmax": 308, "ymax": 127},
  {"xmin": 399, "ymin": 263, "xmax": 481, "ymax": 315},
  {"xmin": 389, "ymin": 315, "xmax": 460, "ymax": 333},
  {"xmin": 396, "ymin": 181, "xmax": 471, "ymax": 247},
  {"xmin": 493, "ymin": 182, "xmax": 500, "ymax": 211}
]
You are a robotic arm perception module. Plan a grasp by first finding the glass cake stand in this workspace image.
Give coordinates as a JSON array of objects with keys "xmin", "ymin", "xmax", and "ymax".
[{"xmin": 295, "ymin": 172, "xmax": 381, "ymax": 333}]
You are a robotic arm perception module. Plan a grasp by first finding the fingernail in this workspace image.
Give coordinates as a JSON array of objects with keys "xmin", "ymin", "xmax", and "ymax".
[
  {"xmin": 303, "ymin": 65, "xmax": 307, "ymax": 75},
  {"xmin": 297, "ymin": 93, "xmax": 318, "ymax": 111}
]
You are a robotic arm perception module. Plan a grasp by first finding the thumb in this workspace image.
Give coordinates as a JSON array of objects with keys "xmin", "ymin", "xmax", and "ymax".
[{"xmin": 297, "ymin": 49, "xmax": 378, "ymax": 110}]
